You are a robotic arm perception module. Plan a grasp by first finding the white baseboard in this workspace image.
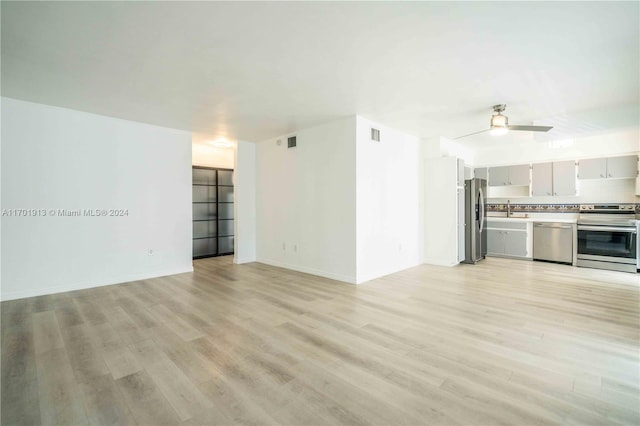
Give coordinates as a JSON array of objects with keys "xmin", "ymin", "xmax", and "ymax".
[
  {"xmin": 256, "ymin": 258, "xmax": 356, "ymax": 284},
  {"xmin": 0, "ymin": 266, "xmax": 194, "ymax": 301},
  {"xmin": 234, "ymin": 256, "xmax": 257, "ymax": 264},
  {"xmin": 355, "ymin": 261, "xmax": 421, "ymax": 284},
  {"xmin": 422, "ymin": 258, "xmax": 459, "ymax": 267}
]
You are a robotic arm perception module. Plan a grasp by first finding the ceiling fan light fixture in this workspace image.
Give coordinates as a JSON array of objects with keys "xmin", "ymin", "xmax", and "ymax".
[
  {"xmin": 489, "ymin": 127, "xmax": 509, "ymax": 136},
  {"xmin": 453, "ymin": 104, "xmax": 553, "ymax": 140},
  {"xmin": 490, "ymin": 113, "xmax": 509, "ymax": 136}
]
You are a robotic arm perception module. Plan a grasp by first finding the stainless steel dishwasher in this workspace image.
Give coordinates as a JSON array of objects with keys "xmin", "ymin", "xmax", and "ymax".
[{"xmin": 533, "ymin": 222, "xmax": 573, "ymax": 264}]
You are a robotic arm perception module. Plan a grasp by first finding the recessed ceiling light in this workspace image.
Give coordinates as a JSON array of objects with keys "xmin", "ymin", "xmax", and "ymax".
[{"xmin": 208, "ymin": 139, "xmax": 234, "ymax": 148}]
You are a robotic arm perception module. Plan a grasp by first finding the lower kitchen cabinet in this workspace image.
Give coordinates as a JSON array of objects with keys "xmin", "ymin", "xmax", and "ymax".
[
  {"xmin": 487, "ymin": 229, "xmax": 504, "ymax": 255},
  {"xmin": 487, "ymin": 222, "xmax": 529, "ymax": 258},
  {"xmin": 504, "ymin": 231, "xmax": 527, "ymax": 257}
]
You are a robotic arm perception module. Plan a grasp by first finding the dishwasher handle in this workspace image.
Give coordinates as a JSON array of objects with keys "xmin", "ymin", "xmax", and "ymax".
[{"xmin": 534, "ymin": 223, "xmax": 573, "ymax": 229}]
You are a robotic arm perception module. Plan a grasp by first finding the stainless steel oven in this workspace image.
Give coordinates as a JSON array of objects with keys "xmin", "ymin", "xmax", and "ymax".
[{"xmin": 577, "ymin": 205, "xmax": 637, "ymax": 273}]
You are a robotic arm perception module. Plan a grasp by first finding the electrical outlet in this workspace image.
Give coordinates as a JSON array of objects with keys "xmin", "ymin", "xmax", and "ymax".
[
  {"xmin": 148, "ymin": 249, "xmax": 154, "ymax": 256},
  {"xmin": 293, "ymin": 244, "xmax": 297, "ymax": 252},
  {"xmin": 282, "ymin": 243, "xmax": 286, "ymax": 251}
]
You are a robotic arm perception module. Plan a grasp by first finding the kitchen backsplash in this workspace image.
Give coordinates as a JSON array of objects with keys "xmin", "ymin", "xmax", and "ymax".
[{"xmin": 487, "ymin": 203, "xmax": 640, "ymax": 213}]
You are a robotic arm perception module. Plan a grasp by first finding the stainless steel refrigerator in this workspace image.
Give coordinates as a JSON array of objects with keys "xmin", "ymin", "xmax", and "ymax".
[{"xmin": 463, "ymin": 178, "xmax": 487, "ymax": 263}]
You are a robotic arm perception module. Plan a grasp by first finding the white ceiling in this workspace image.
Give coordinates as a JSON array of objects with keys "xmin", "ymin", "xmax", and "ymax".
[{"xmin": 2, "ymin": 2, "xmax": 638, "ymax": 145}]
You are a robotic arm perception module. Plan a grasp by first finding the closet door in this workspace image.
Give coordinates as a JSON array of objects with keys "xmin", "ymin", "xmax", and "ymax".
[
  {"xmin": 217, "ymin": 169, "xmax": 235, "ymax": 255},
  {"xmin": 192, "ymin": 167, "xmax": 234, "ymax": 258}
]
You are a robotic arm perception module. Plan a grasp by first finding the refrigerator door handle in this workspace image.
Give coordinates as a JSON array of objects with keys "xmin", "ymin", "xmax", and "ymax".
[{"xmin": 478, "ymin": 187, "xmax": 485, "ymax": 232}]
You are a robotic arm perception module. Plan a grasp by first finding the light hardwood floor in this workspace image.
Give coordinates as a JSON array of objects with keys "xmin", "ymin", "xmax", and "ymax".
[{"xmin": 2, "ymin": 256, "xmax": 639, "ymax": 425}]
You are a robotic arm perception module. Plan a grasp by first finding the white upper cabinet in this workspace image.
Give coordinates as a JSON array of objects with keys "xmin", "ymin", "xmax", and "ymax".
[
  {"xmin": 578, "ymin": 155, "xmax": 638, "ymax": 180},
  {"xmin": 488, "ymin": 164, "xmax": 529, "ymax": 186},
  {"xmin": 509, "ymin": 164, "xmax": 531, "ymax": 186},
  {"xmin": 488, "ymin": 166, "xmax": 509, "ymax": 186},
  {"xmin": 482, "ymin": 155, "xmax": 635, "ymax": 194},
  {"xmin": 474, "ymin": 167, "xmax": 488, "ymax": 180},
  {"xmin": 607, "ymin": 155, "xmax": 638, "ymax": 179},
  {"xmin": 552, "ymin": 160, "xmax": 576, "ymax": 196},
  {"xmin": 464, "ymin": 166, "xmax": 473, "ymax": 181},
  {"xmin": 531, "ymin": 161, "xmax": 576, "ymax": 196},
  {"xmin": 577, "ymin": 158, "xmax": 607, "ymax": 179},
  {"xmin": 531, "ymin": 162, "xmax": 553, "ymax": 196}
]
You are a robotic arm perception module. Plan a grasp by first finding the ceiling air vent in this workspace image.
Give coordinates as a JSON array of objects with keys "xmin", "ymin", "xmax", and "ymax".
[
  {"xmin": 371, "ymin": 128, "xmax": 380, "ymax": 142},
  {"xmin": 288, "ymin": 136, "xmax": 297, "ymax": 148}
]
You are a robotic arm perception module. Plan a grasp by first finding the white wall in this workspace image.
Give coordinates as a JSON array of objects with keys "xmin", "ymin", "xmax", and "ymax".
[
  {"xmin": 255, "ymin": 117, "xmax": 357, "ymax": 283},
  {"xmin": 191, "ymin": 132, "xmax": 235, "ymax": 169},
  {"xmin": 1, "ymin": 98, "xmax": 193, "ymax": 300},
  {"xmin": 192, "ymin": 144, "xmax": 234, "ymax": 169},
  {"xmin": 355, "ymin": 116, "xmax": 420, "ymax": 283},
  {"xmin": 423, "ymin": 136, "xmax": 475, "ymax": 165},
  {"xmin": 422, "ymin": 156, "xmax": 460, "ymax": 266},
  {"xmin": 234, "ymin": 140, "xmax": 256, "ymax": 264}
]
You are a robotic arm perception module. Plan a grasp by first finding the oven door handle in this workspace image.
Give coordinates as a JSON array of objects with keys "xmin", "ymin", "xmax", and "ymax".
[{"xmin": 578, "ymin": 225, "xmax": 637, "ymax": 233}]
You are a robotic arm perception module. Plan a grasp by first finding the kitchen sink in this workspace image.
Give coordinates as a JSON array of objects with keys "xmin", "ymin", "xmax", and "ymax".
[{"xmin": 487, "ymin": 213, "xmax": 529, "ymax": 219}]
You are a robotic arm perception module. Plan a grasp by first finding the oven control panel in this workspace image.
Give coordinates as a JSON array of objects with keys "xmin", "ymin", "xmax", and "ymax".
[{"xmin": 580, "ymin": 204, "xmax": 635, "ymax": 212}]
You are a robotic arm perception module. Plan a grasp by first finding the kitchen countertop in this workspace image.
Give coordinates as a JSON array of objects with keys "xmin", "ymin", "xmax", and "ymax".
[{"xmin": 486, "ymin": 216, "xmax": 577, "ymax": 224}]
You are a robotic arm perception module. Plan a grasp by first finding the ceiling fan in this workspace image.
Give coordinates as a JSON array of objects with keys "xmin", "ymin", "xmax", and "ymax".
[{"xmin": 454, "ymin": 104, "xmax": 553, "ymax": 140}]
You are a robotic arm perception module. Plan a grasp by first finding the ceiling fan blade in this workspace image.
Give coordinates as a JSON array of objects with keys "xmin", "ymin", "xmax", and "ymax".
[
  {"xmin": 453, "ymin": 129, "xmax": 490, "ymax": 140},
  {"xmin": 508, "ymin": 125, "xmax": 553, "ymax": 132}
]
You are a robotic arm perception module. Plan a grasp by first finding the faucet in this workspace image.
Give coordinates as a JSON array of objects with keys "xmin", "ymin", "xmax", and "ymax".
[{"xmin": 507, "ymin": 199, "xmax": 511, "ymax": 218}]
